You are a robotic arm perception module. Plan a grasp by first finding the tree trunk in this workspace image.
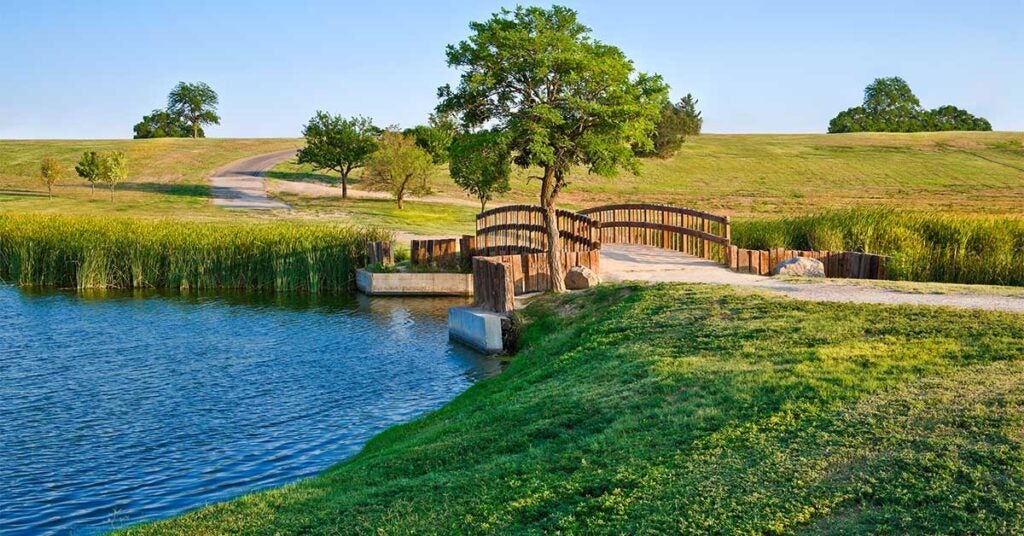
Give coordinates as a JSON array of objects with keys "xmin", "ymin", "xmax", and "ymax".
[
  {"xmin": 192, "ymin": 122, "xmax": 198, "ymax": 139},
  {"xmin": 480, "ymin": 197, "xmax": 487, "ymax": 214},
  {"xmin": 340, "ymin": 171, "xmax": 348, "ymax": 199},
  {"xmin": 397, "ymin": 195, "xmax": 404, "ymax": 210},
  {"xmin": 540, "ymin": 165, "xmax": 566, "ymax": 293},
  {"xmin": 110, "ymin": 185, "xmax": 115, "ymax": 203},
  {"xmin": 47, "ymin": 185, "xmax": 52, "ymax": 199}
]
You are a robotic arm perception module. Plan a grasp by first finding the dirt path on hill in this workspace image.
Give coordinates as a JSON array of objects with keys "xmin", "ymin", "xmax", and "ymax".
[
  {"xmin": 209, "ymin": 150, "xmax": 297, "ymax": 209},
  {"xmin": 601, "ymin": 244, "xmax": 1024, "ymax": 313}
]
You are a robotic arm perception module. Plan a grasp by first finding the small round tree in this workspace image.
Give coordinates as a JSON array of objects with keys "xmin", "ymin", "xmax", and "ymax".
[
  {"xmin": 297, "ymin": 112, "xmax": 380, "ymax": 199},
  {"xmin": 448, "ymin": 129, "xmax": 511, "ymax": 212},
  {"xmin": 39, "ymin": 157, "xmax": 66, "ymax": 199},
  {"xmin": 364, "ymin": 130, "xmax": 432, "ymax": 209},
  {"xmin": 438, "ymin": 6, "xmax": 667, "ymax": 291}
]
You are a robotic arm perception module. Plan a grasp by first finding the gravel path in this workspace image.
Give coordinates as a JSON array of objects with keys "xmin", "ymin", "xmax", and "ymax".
[
  {"xmin": 602, "ymin": 244, "xmax": 1024, "ymax": 313},
  {"xmin": 209, "ymin": 149, "xmax": 297, "ymax": 209}
]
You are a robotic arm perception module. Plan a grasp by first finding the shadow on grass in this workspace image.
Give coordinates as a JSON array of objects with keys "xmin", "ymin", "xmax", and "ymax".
[
  {"xmin": 265, "ymin": 170, "xmax": 339, "ymax": 184},
  {"xmin": 117, "ymin": 183, "xmax": 211, "ymax": 197},
  {"xmin": 0, "ymin": 189, "xmax": 49, "ymax": 198}
]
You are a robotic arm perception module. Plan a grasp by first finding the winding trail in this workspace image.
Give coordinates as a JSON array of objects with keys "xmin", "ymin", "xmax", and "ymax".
[
  {"xmin": 209, "ymin": 149, "xmax": 297, "ymax": 209},
  {"xmin": 601, "ymin": 244, "xmax": 1024, "ymax": 313}
]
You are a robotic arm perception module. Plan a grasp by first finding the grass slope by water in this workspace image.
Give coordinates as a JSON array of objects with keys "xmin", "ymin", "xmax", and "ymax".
[
  {"xmin": 124, "ymin": 283, "xmax": 1024, "ymax": 534},
  {"xmin": 0, "ymin": 138, "xmax": 300, "ymax": 217},
  {"xmin": 272, "ymin": 131, "xmax": 1024, "ymax": 217}
]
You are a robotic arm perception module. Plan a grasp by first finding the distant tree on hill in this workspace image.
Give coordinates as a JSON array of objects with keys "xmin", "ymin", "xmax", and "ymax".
[
  {"xmin": 75, "ymin": 151, "xmax": 102, "ymax": 194},
  {"xmin": 297, "ymin": 112, "xmax": 380, "ymax": 199},
  {"xmin": 448, "ymin": 129, "xmax": 512, "ymax": 212},
  {"xmin": 404, "ymin": 112, "xmax": 459, "ymax": 164},
  {"xmin": 438, "ymin": 5, "xmax": 667, "ymax": 291},
  {"xmin": 167, "ymin": 82, "xmax": 221, "ymax": 139},
  {"xmin": 98, "ymin": 151, "xmax": 128, "ymax": 202},
  {"xmin": 133, "ymin": 109, "xmax": 200, "ymax": 139},
  {"xmin": 39, "ymin": 157, "xmax": 66, "ymax": 199},
  {"xmin": 636, "ymin": 93, "xmax": 703, "ymax": 158},
  {"xmin": 364, "ymin": 130, "xmax": 432, "ymax": 209},
  {"xmin": 829, "ymin": 77, "xmax": 991, "ymax": 133}
]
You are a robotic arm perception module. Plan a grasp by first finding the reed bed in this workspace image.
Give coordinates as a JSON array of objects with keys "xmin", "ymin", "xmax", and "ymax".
[
  {"xmin": 732, "ymin": 208, "xmax": 1024, "ymax": 286},
  {"xmin": 0, "ymin": 214, "xmax": 392, "ymax": 291}
]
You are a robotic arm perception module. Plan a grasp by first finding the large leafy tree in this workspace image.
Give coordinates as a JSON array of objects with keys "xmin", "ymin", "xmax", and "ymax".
[
  {"xmin": 133, "ymin": 108, "xmax": 199, "ymax": 139},
  {"xmin": 167, "ymin": 82, "xmax": 220, "ymax": 139},
  {"xmin": 296, "ymin": 112, "xmax": 380, "ymax": 199},
  {"xmin": 438, "ymin": 5, "xmax": 667, "ymax": 291},
  {"xmin": 448, "ymin": 129, "xmax": 512, "ymax": 212},
  {"xmin": 364, "ymin": 130, "xmax": 433, "ymax": 209},
  {"xmin": 829, "ymin": 77, "xmax": 991, "ymax": 133}
]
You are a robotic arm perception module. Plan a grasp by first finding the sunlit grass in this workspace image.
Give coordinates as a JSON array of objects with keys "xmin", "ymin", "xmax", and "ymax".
[
  {"xmin": 733, "ymin": 207, "xmax": 1024, "ymax": 285},
  {"xmin": 121, "ymin": 283, "xmax": 1024, "ymax": 534},
  {"xmin": 0, "ymin": 213, "xmax": 390, "ymax": 291}
]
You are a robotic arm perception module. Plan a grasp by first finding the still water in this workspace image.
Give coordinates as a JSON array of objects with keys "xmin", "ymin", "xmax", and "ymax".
[{"xmin": 0, "ymin": 286, "xmax": 499, "ymax": 535}]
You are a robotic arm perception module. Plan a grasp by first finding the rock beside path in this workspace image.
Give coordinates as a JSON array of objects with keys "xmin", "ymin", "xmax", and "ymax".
[
  {"xmin": 565, "ymin": 266, "xmax": 600, "ymax": 289},
  {"xmin": 773, "ymin": 257, "xmax": 826, "ymax": 277}
]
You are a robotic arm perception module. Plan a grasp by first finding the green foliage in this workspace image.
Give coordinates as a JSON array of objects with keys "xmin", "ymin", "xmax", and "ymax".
[
  {"xmin": 448, "ymin": 129, "xmax": 512, "ymax": 211},
  {"xmin": 829, "ymin": 77, "xmax": 991, "ymax": 133},
  {"xmin": 438, "ymin": 5, "xmax": 668, "ymax": 198},
  {"xmin": 166, "ymin": 81, "xmax": 221, "ymax": 139},
  {"xmin": 364, "ymin": 130, "xmax": 433, "ymax": 209},
  {"xmin": 297, "ymin": 112, "xmax": 380, "ymax": 199},
  {"xmin": 133, "ymin": 108, "xmax": 200, "ymax": 139},
  {"xmin": 38, "ymin": 157, "xmax": 66, "ymax": 198},
  {"xmin": 74, "ymin": 150, "xmax": 102, "ymax": 193},
  {"xmin": 0, "ymin": 213, "xmax": 390, "ymax": 291},
  {"xmin": 98, "ymin": 151, "xmax": 128, "ymax": 202},
  {"xmin": 122, "ymin": 283, "xmax": 1024, "ymax": 534},
  {"xmin": 635, "ymin": 93, "xmax": 703, "ymax": 158},
  {"xmin": 403, "ymin": 112, "xmax": 459, "ymax": 164},
  {"xmin": 733, "ymin": 208, "xmax": 1024, "ymax": 285}
]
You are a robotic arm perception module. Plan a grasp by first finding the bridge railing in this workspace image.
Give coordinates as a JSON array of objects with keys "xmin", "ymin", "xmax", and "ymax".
[
  {"xmin": 475, "ymin": 205, "xmax": 599, "ymax": 256},
  {"xmin": 579, "ymin": 203, "xmax": 731, "ymax": 265}
]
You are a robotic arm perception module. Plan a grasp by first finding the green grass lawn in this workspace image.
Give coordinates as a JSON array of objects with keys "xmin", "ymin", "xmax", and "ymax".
[
  {"xmin": 0, "ymin": 138, "xmax": 300, "ymax": 218},
  {"xmin": 122, "ymin": 283, "xmax": 1024, "ymax": 534},
  {"xmin": 274, "ymin": 131, "xmax": 1024, "ymax": 218}
]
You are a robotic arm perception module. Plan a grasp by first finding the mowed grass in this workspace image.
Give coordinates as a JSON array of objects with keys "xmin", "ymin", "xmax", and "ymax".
[
  {"xmin": 123, "ymin": 284, "xmax": 1024, "ymax": 534},
  {"xmin": 0, "ymin": 138, "xmax": 300, "ymax": 217},
  {"xmin": 272, "ymin": 131, "xmax": 1024, "ymax": 217}
]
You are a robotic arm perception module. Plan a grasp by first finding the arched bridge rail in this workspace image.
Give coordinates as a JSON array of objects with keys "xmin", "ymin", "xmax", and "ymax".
[
  {"xmin": 475, "ymin": 204, "xmax": 599, "ymax": 256},
  {"xmin": 579, "ymin": 203, "xmax": 731, "ymax": 264}
]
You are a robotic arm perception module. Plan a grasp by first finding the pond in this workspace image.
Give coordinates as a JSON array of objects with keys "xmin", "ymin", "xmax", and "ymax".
[{"xmin": 0, "ymin": 286, "xmax": 500, "ymax": 535}]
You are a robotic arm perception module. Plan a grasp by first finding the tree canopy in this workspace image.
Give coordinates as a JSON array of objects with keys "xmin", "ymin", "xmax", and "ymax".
[
  {"xmin": 403, "ymin": 112, "xmax": 459, "ymax": 164},
  {"xmin": 133, "ymin": 109, "xmax": 201, "ymax": 139},
  {"xmin": 296, "ymin": 112, "xmax": 380, "ymax": 199},
  {"xmin": 167, "ymin": 82, "xmax": 221, "ymax": 139},
  {"xmin": 829, "ymin": 77, "xmax": 991, "ymax": 133},
  {"xmin": 448, "ymin": 129, "xmax": 512, "ymax": 212},
  {"xmin": 364, "ymin": 130, "xmax": 433, "ymax": 209},
  {"xmin": 438, "ymin": 5, "xmax": 667, "ymax": 291}
]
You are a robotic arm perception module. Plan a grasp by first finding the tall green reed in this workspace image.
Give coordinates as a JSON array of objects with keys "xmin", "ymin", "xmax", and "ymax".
[
  {"xmin": 0, "ymin": 214, "xmax": 392, "ymax": 291},
  {"xmin": 732, "ymin": 208, "xmax": 1024, "ymax": 285}
]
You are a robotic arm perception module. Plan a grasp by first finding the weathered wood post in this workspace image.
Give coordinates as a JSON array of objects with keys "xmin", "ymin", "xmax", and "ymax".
[{"xmin": 366, "ymin": 241, "xmax": 394, "ymax": 267}]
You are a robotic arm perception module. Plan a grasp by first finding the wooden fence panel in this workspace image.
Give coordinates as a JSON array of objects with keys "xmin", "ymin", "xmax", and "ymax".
[
  {"xmin": 729, "ymin": 247, "xmax": 888, "ymax": 279},
  {"xmin": 411, "ymin": 239, "xmax": 458, "ymax": 270}
]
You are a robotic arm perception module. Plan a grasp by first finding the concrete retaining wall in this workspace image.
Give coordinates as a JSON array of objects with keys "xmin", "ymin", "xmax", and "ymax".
[{"xmin": 356, "ymin": 269, "xmax": 473, "ymax": 296}]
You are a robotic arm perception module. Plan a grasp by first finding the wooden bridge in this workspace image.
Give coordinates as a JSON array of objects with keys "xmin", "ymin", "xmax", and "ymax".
[{"xmin": 470, "ymin": 203, "xmax": 733, "ymax": 312}]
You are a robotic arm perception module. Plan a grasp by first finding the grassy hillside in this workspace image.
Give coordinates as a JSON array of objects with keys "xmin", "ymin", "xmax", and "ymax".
[
  {"xmin": 123, "ymin": 284, "xmax": 1024, "ymax": 534},
  {"xmin": 0, "ymin": 138, "xmax": 300, "ymax": 217},
  {"xmin": 274, "ymin": 131, "xmax": 1024, "ymax": 217}
]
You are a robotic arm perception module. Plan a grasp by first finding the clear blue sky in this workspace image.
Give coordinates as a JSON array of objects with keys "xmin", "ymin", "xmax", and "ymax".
[{"xmin": 2, "ymin": 0, "xmax": 1021, "ymax": 139}]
